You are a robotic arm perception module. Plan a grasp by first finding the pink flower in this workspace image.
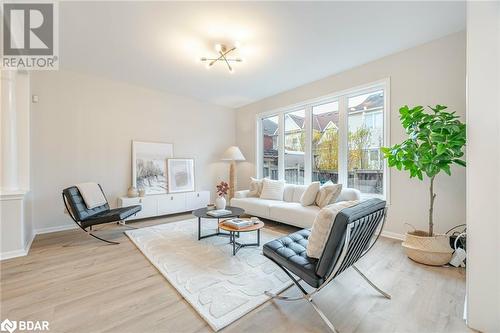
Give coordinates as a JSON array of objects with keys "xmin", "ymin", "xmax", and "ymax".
[{"xmin": 216, "ymin": 181, "xmax": 229, "ymax": 197}]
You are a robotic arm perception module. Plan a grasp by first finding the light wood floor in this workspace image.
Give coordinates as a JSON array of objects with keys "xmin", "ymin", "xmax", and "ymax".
[{"xmin": 1, "ymin": 214, "xmax": 471, "ymax": 333}]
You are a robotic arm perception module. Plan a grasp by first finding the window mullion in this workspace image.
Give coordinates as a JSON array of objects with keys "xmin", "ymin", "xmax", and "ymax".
[
  {"xmin": 256, "ymin": 116, "xmax": 263, "ymax": 179},
  {"xmin": 338, "ymin": 96, "xmax": 348, "ymax": 187},
  {"xmin": 304, "ymin": 106, "xmax": 312, "ymax": 184},
  {"xmin": 278, "ymin": 113, "xmax": 285, "ymax": 181}
]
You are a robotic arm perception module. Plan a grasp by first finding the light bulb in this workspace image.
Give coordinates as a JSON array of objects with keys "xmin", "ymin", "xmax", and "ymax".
[
  {"xmin": 234, "ymin": 41, "xmax": 241, "ymax": 49},
  {"xmin": 215, "ymin": 44, "xmax": 222, "ymax": 52}
]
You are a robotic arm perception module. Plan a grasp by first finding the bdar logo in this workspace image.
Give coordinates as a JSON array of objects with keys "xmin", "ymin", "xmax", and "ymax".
[{"xmin": 0, "ymin": 319, "xmax": 17, "ymax": 333}]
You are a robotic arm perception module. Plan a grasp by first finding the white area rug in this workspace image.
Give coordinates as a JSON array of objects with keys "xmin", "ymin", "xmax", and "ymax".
[{"xmin": 125, "ymin": 219, "xmax": 292, "ymax": 331}]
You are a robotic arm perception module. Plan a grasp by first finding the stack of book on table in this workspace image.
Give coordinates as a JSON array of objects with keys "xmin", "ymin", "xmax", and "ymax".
[
  {"xmin": 206, "ymin": 209, "xmax": 232, "ymax": 217},
  {"xmin": 223, "ymin": 218, "xmax": 253, "ymax": 229}
]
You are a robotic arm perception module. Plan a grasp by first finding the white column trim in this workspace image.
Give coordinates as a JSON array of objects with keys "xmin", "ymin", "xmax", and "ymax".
[{"xmin": 1, "ymin": 70, "xmax": 19, "ymax": 191}]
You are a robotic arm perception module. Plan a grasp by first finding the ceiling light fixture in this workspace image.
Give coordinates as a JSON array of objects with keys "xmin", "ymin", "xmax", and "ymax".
[{"xmin": 200, "ymin": 43, "xmax": 243, "ymax": 73}]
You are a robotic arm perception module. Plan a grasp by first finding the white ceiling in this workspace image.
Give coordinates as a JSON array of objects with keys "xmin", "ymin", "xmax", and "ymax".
[{"xmin": 60, "ymin": 1, "xmax": 465, "ymax": 108}]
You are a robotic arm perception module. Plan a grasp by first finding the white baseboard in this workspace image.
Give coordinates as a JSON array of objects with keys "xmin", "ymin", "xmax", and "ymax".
[
  {"xmin": 35, "ymin": 224, "xmax": 77, "ymax": 234},
  {"xmin": 1, "ymin": 224, "xmax": 77, "ymax": 261},
  {"xmin": 0, "ymin": 232, "xmax": 36, "ymax": 261},
  {"xmin": 381, "ymin": 230, "xmax": 405, "ymax": 241},
  {"xmin": 0, "ymin": 248, "xmax": 29, "ymax": 260},
  {"xmin": 25, "ymin": 231, "xmax": 35, "ymax": 253}
]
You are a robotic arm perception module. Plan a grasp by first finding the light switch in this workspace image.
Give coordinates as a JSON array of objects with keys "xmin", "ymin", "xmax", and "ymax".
[{"xmin": 32, "ymin": 95, "xmax": 39, "ymax": 103}]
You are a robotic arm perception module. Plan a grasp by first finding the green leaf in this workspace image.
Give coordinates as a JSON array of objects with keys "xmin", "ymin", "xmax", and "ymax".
[
  {"xmin": 386, "ymin": 104, "xmax": 465, "ymax": 184},
  {"xmin": 436, "ymin": 144, "xmax": 446, "ymax": 155},
  {"xmin": 442, "ymin": 164, "xmax": 451, "ymax": 176}
]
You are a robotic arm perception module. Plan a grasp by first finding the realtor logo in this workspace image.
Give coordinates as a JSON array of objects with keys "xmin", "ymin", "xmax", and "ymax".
[{"xmin": 1, "ymin": 1, "xmax": 59, "ymax": 70}]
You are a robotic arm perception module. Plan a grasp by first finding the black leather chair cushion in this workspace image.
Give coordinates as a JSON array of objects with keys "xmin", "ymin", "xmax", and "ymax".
[
  {"xmin": 263, "ymin": 229, "xmax": 322, "ymax": 288},
  {"xmin": 63, "ymin": 186, "xmax": 109, "ymax": 221},
  {"xmin": 80, "ymin": 205, "xmax": 142, "ymax": 228}
]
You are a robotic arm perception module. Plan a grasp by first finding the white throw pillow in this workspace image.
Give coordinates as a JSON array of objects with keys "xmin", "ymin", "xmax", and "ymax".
[
  {"xmin": 260, "ymin": 179, "xmax": 285, "ymax": 200},
  {"xmin": 300, "ymin": 182, "xmax": 320, "ymax": 206},
  {"xmin": 315, "ymin": 183, "xmax": 343, "ymax": 208},
  {"xmin": 307, "ymin": 200, "xmax": 359, "ymax": 259},
  {"xmin": 248, "ymin": 177, "xmax": 264, "ymax": 197}
]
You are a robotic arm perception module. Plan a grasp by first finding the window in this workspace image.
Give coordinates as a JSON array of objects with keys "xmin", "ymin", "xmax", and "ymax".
[
  {"xmin": 348, "ymin": 90, "xmax": 384, "ymax": 195},
  {"xmin": 261, "ymin": 115, "xmax": 279, "ymax": 180},
  {"xmin": 312, "ymin": 101, "xmax": 339, "ymax": 184},
  {"xmin": 284, "ymin": 110, "xmax": 305, "ymax": 184},
  {"xmin": 257, "ymin": 80, "xmax": 388, "ymax": 199}
]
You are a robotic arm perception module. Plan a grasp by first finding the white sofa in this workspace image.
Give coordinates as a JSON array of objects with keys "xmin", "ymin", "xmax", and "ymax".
[{"xmin": 231, "ymin": 184, "xmax": 361, "ymax": 229}]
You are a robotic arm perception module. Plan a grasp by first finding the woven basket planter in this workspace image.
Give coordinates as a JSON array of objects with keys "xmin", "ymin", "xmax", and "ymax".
[{"xmin": 402, "ymin": 231, "xmax": 453, "ymax": 266}]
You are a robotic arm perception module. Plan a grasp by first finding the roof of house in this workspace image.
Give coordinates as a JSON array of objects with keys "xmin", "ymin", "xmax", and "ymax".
[
  {"xmin": 262, "ymin": 118, "xmax": 279, "ymax": 136},
  {"xmin": 349, "ymin": 91, "xmax": 384, "ymax": 112},
  {"xmin": 262, "ymin": 92, "xmax": 383, "ymax": 136},
  {"xmin": 313, "ymin": 112, "xmax": 339, "ymax": 132}
]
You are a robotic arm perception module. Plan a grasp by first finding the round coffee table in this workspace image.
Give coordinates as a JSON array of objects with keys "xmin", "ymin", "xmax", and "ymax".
[
  {"xmin": 192, "ymin": 206, "xmax": 245, "ymax": 240},
  {"xmin": 219, "ymin": 219, "xmax": 265, "ymax": 255}
]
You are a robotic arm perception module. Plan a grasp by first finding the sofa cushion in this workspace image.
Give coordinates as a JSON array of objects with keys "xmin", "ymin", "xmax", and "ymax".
[
  {"xmin": 315, "ymin": 183, "xmax": 343, "ymax": 208},
  {"xmin": 292, "ymin": 185, "xmax": 308, "ymax": 203},
  {"xmin": 336, "ymin": 187, "xmax": 361, "ymax": 202},
  {"xmin": 230, "ymin": 197, "xmax": 277, "ymax": 217},
  {"xmin": 300, "ymin": 182, "xmax": 320, "ymax": 206},
  {"xmin": 269, "ymin": 202, "xmax": 320, "ymax": 229},
  {"xmin": 283, "ymin": 184, "xmax": 295, "ymax": 202},
  {"xmin": 260, "ymin": 179, "xmax": 285, "ymax": 200},
  {"xmin": 248, "ymin": 177, "xmax": 263, "ymax": 197}
]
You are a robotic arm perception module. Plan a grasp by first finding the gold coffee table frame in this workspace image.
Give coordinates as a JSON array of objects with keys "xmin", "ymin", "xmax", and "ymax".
[{"xmin": 219, "ymin": 219, "xmax": 265, "ymax": 255}]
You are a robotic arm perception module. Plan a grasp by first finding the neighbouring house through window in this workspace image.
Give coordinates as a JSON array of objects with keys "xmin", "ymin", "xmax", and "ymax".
[{"xmin": 256, "ymin": 80, "xmax": 388, "ymax": 199}]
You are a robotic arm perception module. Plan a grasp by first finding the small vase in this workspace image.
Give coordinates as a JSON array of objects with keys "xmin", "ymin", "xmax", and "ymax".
[
  {"xmin": 127, "ymin": 186, "xmax": 139, "ymax": 198},
  {"xmin": 215, "ymin": 196, "xmax": 226, "ymax": 210}
]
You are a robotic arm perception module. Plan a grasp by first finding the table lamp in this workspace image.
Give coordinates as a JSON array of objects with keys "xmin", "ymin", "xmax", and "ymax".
[{"xmin": 221, "ymin": 146, "xmax": 246, "ymax": 200}]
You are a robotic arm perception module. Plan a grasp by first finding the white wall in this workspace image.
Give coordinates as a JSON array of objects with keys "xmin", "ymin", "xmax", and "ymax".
[
  {"xmin": 30, "ymin": 70, "xmax": 235, "ymax": 232},
  {"xmin": 465, "ymin": 2, "xmax": 500, "ymax": 332},
  {"xmin": 235, "ymin": 32, "xmax": 466, "ymax": 236}
]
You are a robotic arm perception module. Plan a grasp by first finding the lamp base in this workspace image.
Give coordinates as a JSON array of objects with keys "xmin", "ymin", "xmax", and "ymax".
[{"xmin": 229, "ymin": 161, "xmax": 236, "ymax": 200}]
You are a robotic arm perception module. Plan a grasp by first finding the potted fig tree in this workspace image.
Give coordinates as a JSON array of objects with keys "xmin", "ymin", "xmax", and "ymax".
[{"xmin": 382, "ymin": 105, "xmax": 466, "ymax": 266}]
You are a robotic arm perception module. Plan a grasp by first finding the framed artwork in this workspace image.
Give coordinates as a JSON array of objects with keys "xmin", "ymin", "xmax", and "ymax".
[
  {"xmin": 167, "ymin": 158, "xmax": 195, "ymax": 193},
  {"xmin": 132, "ymin": 141, "xmax": 173, "ymax": 195}
]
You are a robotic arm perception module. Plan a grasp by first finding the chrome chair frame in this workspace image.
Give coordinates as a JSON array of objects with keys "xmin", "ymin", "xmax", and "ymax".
[{"xmin": 265, "ymin": 207, "xmax": 390, "ymax": 333}]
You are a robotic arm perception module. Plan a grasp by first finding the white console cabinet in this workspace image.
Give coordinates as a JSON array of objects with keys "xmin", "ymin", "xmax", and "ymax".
[{"xmin": 118, "ymin": 191, "xmax": 210, "ymax": 221}]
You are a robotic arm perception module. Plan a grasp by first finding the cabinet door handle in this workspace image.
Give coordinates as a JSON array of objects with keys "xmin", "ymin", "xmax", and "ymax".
[
  {"xmin": 197, "ymin": 193, "xmax": 200, "ymax": 197},
  {"xmin": 171, "ymin": 196, "xmax": 174, "ymax": 200}
]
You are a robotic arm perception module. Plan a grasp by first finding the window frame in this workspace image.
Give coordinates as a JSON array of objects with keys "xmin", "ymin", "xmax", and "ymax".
[{"xmin": 255, "ymin": 78, "xmax": 390, "ymax": 201}]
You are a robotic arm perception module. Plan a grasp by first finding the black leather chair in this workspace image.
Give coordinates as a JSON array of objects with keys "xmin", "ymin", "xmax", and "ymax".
[
  {"xmin": 263, "ymin": 199, "xmax": 390, "ymax": 333},
  {"xmin": 62, "ymin": 185, "xmax": 141, "ymax": 244}
]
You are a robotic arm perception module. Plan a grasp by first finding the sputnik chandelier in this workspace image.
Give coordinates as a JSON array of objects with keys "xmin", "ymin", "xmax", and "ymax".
[{"xmin": 200, "ymin": 43, "xmax": 243, "ymax": 73}]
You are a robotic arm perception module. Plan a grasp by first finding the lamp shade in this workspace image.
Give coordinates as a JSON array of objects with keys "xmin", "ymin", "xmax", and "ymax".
[{"xmin": 221, "ymin": 146, "xmax": 246, "ymax": 161}]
